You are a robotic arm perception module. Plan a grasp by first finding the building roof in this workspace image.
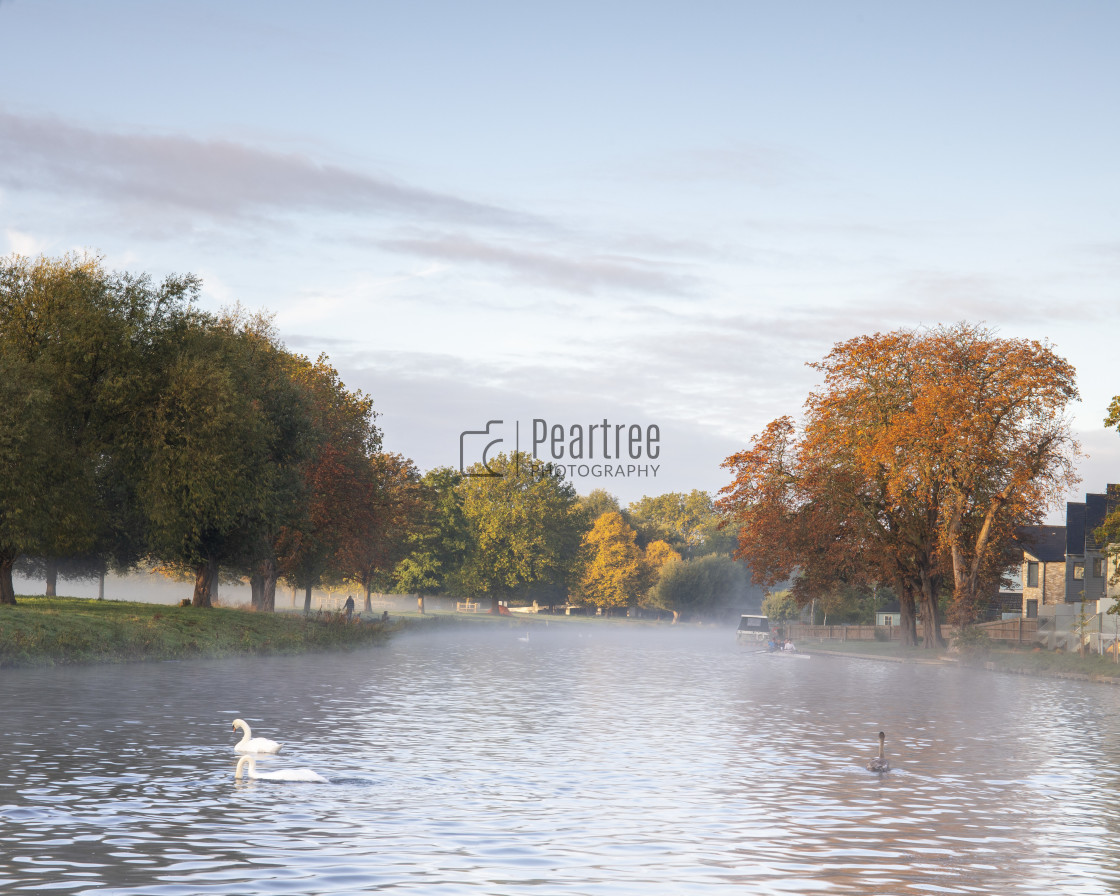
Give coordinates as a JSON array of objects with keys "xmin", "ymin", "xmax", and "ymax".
[
  {"xmin": 1067, "ymin": 502, "xmax": 1086, "ymax": 556},
  {"xmin": 1018, "ymin": 525, "xmax": 1067, "ymax": 563},
  {"xmin": 1066, "ymin": 485, "xmax": 1120, "ymax": 554},
  {"xmin": 1085, "ymin": 492, "xmax": 1110, "ymax": 552}
]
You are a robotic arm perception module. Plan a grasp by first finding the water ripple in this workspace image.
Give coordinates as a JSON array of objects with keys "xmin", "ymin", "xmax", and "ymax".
[{"xmin": 1, "ymin": 628, "xmax": 1119, "ymax": 894}]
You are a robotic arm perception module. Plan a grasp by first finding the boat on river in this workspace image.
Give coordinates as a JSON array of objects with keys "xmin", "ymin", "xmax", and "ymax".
[
  {"xmin": 736, "ymin": 614, "xmax": 770, "ymax": 643},
  {"xmin": 737, "ymin": 614, "xmax": 810, "ymax": 657}
]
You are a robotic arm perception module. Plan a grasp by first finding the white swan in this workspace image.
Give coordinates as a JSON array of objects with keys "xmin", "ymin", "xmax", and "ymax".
[
  {"xmin": 867, "ymin": 730, "xmax": 890, "ymax": 773},
  {"xmin": 235, "ymin": 755, "xmax": 328, "ymax": 783},
  {"xmin": 231, "ymin": 718, "xmax": 282, "ymax": 754}
]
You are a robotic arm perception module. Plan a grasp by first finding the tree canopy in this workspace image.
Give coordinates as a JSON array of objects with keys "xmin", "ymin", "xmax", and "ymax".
[
  {"xmin": 0, "ymin": 253, "xmax": 393, "ymax": 610},
  {"xmin": 456, "ymin": 453, "xmax": 585, "ymax": 610},
  {"xmin": 719, "ymin": 323, "xmax": 1079, "ymax": 647},
  {"xmin": 579, "ymin": 511, "xmax": 646, "ymax": 613},
  {"xmin": 0, "ymin": 254, "xmax": 199, "ymax": 604},
  {"xmin": 646, "ymin": 554, "xmax": 749, "ymax": 621}
]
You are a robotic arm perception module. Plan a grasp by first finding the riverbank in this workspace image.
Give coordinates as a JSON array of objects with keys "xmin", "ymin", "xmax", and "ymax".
[
  {"xmin": 0, "ymin": 595, "xmax": 678, "ymax": 668},
  {"xmin": 0, "ymin": 596, "xmax": 413, "ymax": 668},
  {"xmin": 806, "ymin": 637, "xmax": 1120, "ymax": 683}
]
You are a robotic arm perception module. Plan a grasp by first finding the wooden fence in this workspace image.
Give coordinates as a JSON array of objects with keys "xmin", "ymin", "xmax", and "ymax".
[
  {"xmin": 785, "ymin": 617, "xmax": 1038, "ymax": 644},
  {"xmin": 973, "ymin": 617, "xmax": 1038, "ymax": 643}
]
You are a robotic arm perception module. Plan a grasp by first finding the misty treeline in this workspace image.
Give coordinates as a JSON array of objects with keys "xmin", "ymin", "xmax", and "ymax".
[
  {"xmin": 366, "ymin": 452, "xmax": 751, "ymax": 620},
  {"xmin": 0, "ymin": 254, "xmax": 747, "ymax": 619},
  {"xmin": 718, "ymin": 323, "xmax": 1081, "ymax": 648}
]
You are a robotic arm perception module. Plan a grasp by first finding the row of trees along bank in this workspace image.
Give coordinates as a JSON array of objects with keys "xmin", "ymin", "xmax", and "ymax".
[
  {"xmin": 717, "ymin": 323, "xmax": 1081, "ymax": 649},
  {"xmin": 0, "ymin": 253, "xmax": 404, "ymax": 609},
  {"xmin": 1, "ymin": 254, "xmax": 753, "ymax": 618}
]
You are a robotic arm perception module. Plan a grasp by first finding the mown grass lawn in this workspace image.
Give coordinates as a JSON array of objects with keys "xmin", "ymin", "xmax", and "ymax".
[{"xmin": 0, "ymin": 596, "xmax": 405, "ymax": 668}]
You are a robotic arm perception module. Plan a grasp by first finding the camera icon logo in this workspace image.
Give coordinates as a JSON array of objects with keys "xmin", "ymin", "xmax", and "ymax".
[{"xmin": 459, "ymin": 420, "xmax": 506, "ymax": 476}]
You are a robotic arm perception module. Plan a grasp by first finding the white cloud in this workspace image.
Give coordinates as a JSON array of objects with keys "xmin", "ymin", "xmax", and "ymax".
[
  {"xmin": 3, "ymin": 228, "xmax": 46, "ymax": 256},
  {"xmin": 378, "ymin": 231, "xmax": 704, "ymax": 297},
  {"xmin": 0, "ymin": 111, "xmax": 540, "ymax": 230}
]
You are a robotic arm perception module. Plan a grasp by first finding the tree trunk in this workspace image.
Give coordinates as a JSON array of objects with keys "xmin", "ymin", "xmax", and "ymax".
[
  {"xmin": 896, "ymin": 578, "xmax": 919, "ymax": 647},
  {"xmin": 45, "ymin": 558, "xmax": 58, "ymax": 596},
  {"xmin": 260, "ymin": 559, "xmax": 277, "ymax": 613},
  {"xmin": 920, "ymin": 569, "xmax": 945, "ymax": 648},
  {"xmin": 418, "ymin": 594, "xmax": 426, "ymax": 614},
  {"xmin": 364, "ymin": 585, "xmax": 372, "ymax": 614},
  {"xmin": 98, "ymin": 571, "xmax": 105, "ymax": 600},
  {"xmin": 303, "ymin": 585, "xmax": 312, "ymax": 614},
  {"xmin": 947, "ymin": 494, "xmax": 1006, "ymax": 629},
  {"xmin": 192, "ymin": 557, "xmax": 218, "ymax": 607},
  {"xmin": 251, "ymin": 558, "xmax": 277, "ymax": 612},
  {"xmin": 0, "ymin": 552, "xmax": 17, "ymax": 605}
]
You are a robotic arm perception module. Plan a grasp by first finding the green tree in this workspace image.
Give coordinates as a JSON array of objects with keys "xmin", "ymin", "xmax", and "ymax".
[
  {"xmin": 0, "ymin": 253, "xmax": 196, "ymax": 605},
  {"xmin": 627, "ymin": 490, "xmax": 725, "ymax": 556},
  {"xmin": 647, "ymin": 554, "xmax": 749, "ymax": 622},
  {"xmin": 0, "ymin": 348, "xmax": 56, "ymax": 604},
  {"xmin": 139, "ymin": 314, "xmax": 312, "ymax": 607},
  {"xmin": 761, "ymin": 589, "xmax": 799, "ymax": 622},
  {"xmin": 456, "ymin": 453, "xmax": 585, "ymax": 612},
  {"xmin": 393, "ymin": 467, "xmax": 471, "ymax": 597},
  {"xmin": 812, "ymin": 584, "xmax": 885, "ymax": 625},
  {"xmin": 578, "ymin": 488, "xmax": 621, "ymax": 523},
  {"xmin": 215, "ymin": 310, "xmax": 317, "ymax": 612}
]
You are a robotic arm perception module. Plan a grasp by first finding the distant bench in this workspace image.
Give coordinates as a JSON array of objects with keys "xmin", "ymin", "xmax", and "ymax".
[{"xmin": 456, "ymin": 601, "xmax": 480, "ymax": 612}]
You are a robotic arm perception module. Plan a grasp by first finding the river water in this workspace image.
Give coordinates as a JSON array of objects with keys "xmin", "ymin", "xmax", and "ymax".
[{"xmin": 2, "ymin": 623, "xmax": 1119, "ymax": 895}]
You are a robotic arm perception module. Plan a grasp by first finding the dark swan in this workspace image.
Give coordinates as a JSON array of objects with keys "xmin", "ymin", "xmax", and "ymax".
[{"xmin": 867, "ymin": 730, "xmax": 890, "ymax": 773}]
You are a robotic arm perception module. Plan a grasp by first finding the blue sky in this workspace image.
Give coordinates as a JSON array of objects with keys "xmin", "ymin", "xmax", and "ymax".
[{"xmin": 2, "ymin": 1, "xmax": 1118, "ymax": 515}]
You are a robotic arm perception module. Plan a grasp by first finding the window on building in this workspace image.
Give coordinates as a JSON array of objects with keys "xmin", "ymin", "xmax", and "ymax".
[
  {"xmin": 1073, "ymin": 563, "xmax": 1085, "ymax": 581},
  {"xmin": 1027, "ymin": 562, "xmax": 1039, "ymax": 588},
  {"xmin": 1093, "ymin": 558, "xmax": 1106, "ymax": 578},
  {"xmin": 1026, "ymin": 599, "xmax": 1038, "ymax": 619}
]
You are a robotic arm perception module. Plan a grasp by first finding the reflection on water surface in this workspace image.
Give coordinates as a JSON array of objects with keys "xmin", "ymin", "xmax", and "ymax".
[{"xmin": 2, "ymin": 624, "xmax": 1119, "ymax": 894}]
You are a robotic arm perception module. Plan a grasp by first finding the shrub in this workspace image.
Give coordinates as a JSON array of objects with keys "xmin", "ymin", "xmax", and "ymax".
[{"xmin": 952, "ymin": 625, "xmax": 991, "ymax": 654}]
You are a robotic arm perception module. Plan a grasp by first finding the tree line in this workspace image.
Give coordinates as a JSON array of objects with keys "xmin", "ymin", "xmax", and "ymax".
[{"xmin": 1, "ymin": 254, "xmax": 752, "ymax": 620}]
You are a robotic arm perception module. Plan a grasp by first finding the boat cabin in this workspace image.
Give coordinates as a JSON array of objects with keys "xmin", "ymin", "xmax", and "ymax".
[{"xmin": 736, "ymin": 614, "xmax": 770, "ymax": 642}]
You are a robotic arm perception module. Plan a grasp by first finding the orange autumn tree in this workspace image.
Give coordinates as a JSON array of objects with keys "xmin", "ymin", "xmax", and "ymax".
[
  {"xmin": 904, "ymin": 325, "xmax": 1079, "ymax": 625},
  {"xmin": 580, "ymin": 511, "xmax": 646, "ymax": 615},
  {"xmin": 719, "ymin": 323, "xmax": 1079, "ymax": 648},
  {"xmin": 643, "ymin": 538, "xmax": 681, "ymax": 587}
]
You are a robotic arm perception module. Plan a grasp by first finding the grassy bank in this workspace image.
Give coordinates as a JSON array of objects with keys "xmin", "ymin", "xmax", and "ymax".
[
  {"xmin": 806, "ymin": 637, "xmax": 1120, "ymax": 682},
  {"xmin": 0, "ymin": 596, "xmax": 672, "ymax": 668},
  {"xmin": 0, "ymin": 596, "xmax": 411, "ymax": 668}
]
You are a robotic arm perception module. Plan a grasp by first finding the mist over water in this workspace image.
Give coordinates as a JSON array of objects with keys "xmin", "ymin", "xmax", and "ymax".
[{"xmin": 1, "ymin": 624, "xmax": 1118, "ymax": 894}]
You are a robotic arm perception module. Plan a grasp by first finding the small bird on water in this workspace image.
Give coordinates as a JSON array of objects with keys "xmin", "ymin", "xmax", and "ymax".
[{"xmin": 867, "ymin": 730, "xmax": 890, "ymax": 773}]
